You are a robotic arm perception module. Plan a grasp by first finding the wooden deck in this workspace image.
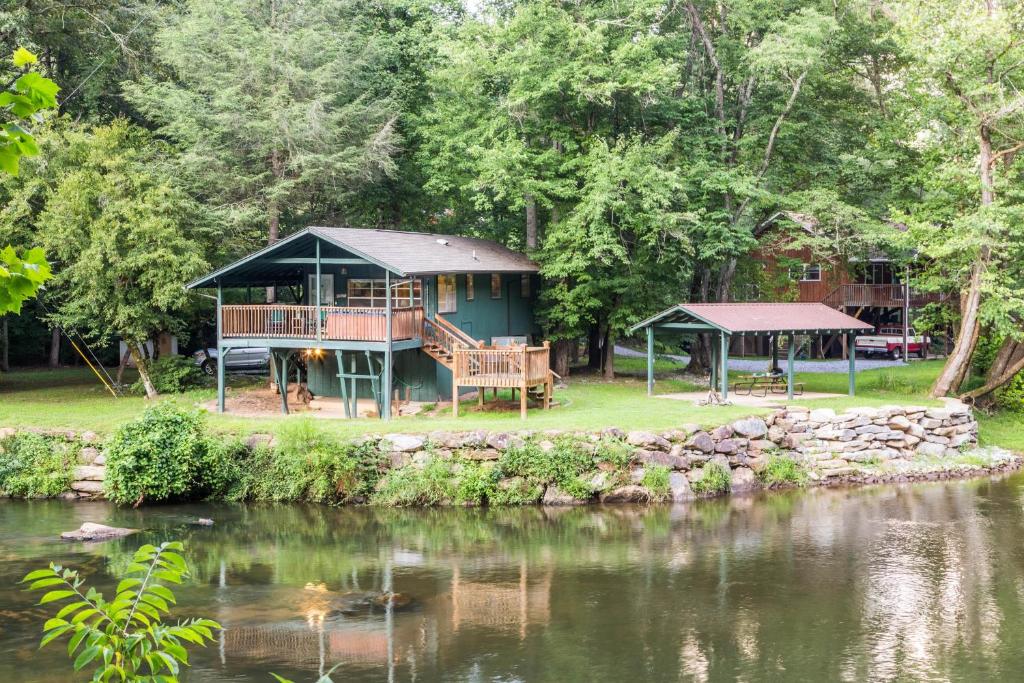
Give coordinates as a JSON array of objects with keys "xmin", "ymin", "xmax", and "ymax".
[
  {"xmin": 221, "ymin": 304, "xmax": 423, "ymax": 342},
  {"xmin": 821, "ymin": 284, "xmax": 942, "ymax": 309}
]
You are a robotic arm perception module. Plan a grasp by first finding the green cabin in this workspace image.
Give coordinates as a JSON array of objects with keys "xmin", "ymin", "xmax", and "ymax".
[{"xmin": 186, "ymin": 227, "xmax": 543, "ymax": 419}]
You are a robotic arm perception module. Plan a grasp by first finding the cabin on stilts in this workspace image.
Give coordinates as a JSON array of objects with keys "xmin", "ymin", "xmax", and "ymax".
[{"xmin": 186, "ymin": 227, "xmax": 553, "ymax": 419}]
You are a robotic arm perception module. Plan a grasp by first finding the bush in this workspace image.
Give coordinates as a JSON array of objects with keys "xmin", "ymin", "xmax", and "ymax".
[
  {"xmin": 995, "ymin": 372, "xmax": 1024, "ymax": 413},
  {"xmin": 757, "ymin": 454, "xmax": 808, "ymax": 488},
  {"xmin": 641, "ymin": 465, "xmax": 671, "ymax": 501},
  {"xmin": 372, "ymin": 456, "xmax": 457, "ymax": 506},
  {"xmin": 0, "ymin": 433, "xmax": 73, "ymax": 497},
  {"xmin": 497, "ymin": 438, "xmax": 595, "ymax": 496},
  {"xmin": 230, "ymin": 418, "xmax": 385, "ymax": 503},
  {"xmin": 104, "ymin": 403, "xmax": 209, "ymax": 505},
  {"xmin": 489, "ymin": 476, "xmax": 543, "ymax": 505},
  {"xmin": 132, "ymin": 355, "xmax": 207, "ymax": 394},
  {"xmin": 691, "ymin": 461, "xmax": 731, "ymax": 496}
]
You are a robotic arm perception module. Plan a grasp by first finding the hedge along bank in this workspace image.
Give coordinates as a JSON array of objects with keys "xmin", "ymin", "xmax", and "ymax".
[{"xmin": 0, "ymin": 400, "xmax": 1019, "ymax": 506}]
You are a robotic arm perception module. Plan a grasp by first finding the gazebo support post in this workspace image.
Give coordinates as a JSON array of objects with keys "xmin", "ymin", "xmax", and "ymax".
[
  {"xmin": 720, "ymin": 331, "xmax": 729, "ymax": 399},
  {"xmin": 787, "ymin": 333, "xmax": 796, "ymax": 400},
  {"xmin": 646, "ymin": 325, "xmax": 654, "ymax": 396},
  {"xmin": 848, "ymin": 332, "xmax": 856, "ymax": 396},
  {"xmin": 771, "ymin": 333, "xmax": 780, "ymax": 373},
  {"xmin": 710, "ymin": 337, "xmax": 718, "ymax": 391}
]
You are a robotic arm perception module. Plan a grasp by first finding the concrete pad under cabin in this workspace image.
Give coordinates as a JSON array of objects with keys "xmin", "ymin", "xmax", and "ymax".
[
  {"xmin": 199, "ymin": 387, "xmax": 428, "ymax": 419},
  {"xmin": 656, "ymin": 390, "xmax": 846, "ymax": 408}
]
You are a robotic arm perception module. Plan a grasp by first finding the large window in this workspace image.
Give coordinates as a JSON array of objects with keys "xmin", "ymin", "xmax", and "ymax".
[
  {"xmin": 789, "ymin": 263, "xmax": 821, "ymax": 282},
  {"xmin": 491, "ymin": 274, "xmax": 502, "ymax": 299},
  {"xmin": 347, "ymin": 278, "xmax": 422, "ymax": 308},
  {"xmin": 466, "ymin": 274, "xmax": 475, "ymax": 301},
  {"xmin": 437, "ymin": 274, "xmax": 457, "ymax": 314}
]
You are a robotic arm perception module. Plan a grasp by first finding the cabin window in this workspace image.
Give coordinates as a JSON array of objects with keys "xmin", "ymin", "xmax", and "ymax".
[
  {"xmin": 438, "ymin": 274, "xmax": 457, "ymax": 313},
  {"xmin": 348, "ymin": 278, "xmax": 421, "ymax": 308},
  {"xmin": 465, "ymin": 274, "xmax": 475, "ymax": 301},
  {"xmin": 790, "ymin": 264, "xmax": 821, "ymax": 282},
  {"xmin": 490, "ymin": 274, "xmax": 502, "ymax": 299},
  {"xmin": 520, "ymin": 274, "xmax": 531, "ymax": 298}
]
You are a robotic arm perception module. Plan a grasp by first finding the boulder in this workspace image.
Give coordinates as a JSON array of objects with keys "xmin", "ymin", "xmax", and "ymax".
[
  {"xmin": 711, "ymin": 424, "xmax": 735, "ymax": 440},
  {"xmin": 70, "ymin": 480, "xmax": 104, "ymax": 494},
  {"xmin": 685, "ymin": 431, "xmax": 715, "ymax": 454},
  {"xmin": 542, "ymin": 485, "xmax": 585, "ymax": 506},
  {"xmin": 587, "ymin": 471, "xmax": 612, "ymax": 492},
  {"xmin": 668, "ymin": 472, "xmax": 694, "ymax": 502},
  {"xmin": 78, "ymin": 447, "xmax": 101, "ymax": 465},
  {"xmin": 626, "ymin": 431, "xmax": 671, "ymax": 450},
  {"xmin": 729, "ymin": 467, "xmax": 760, "ymax": 493},
  {"xmin": 389, "ymin": 452, "xmax": 411, "ymax": 469},
  {"xmin": 486, "ymin": 432, "xmax": 513, "ymax": 450},
  {"xmin": 72, "ymin": 465, "xmax": 105, "ymax": 482},
  {"xmin": 599, "ymin": 485, "xmax": 651, "ymax": 504},
  {"xmin": 809, "ymin": 408, "xmax": 836, "ymax": 422},
  {"xmin": 382, "ymin": 434, "xmax": 425, "ymax": 452},
  {"xmin": 915, "ymin": 442, "xmax": 947, "ymax": 458},
  {"xmin": 888, "ymin": 415, "xmax": 912, "ymax": 431},
  {"xmin": 467, "ymin": 448, "xmax": 501, "ymax": 461},
  {"xmin": 93, "ymin": 454, "xmax": 106, "ymax": 466},
  {"xmin": 634, "ymin": 449, "xmax": 688, "ymax": 470},
  {"xmin": 714, "ymin": 439, "xmax": 739, "ymax": 455},
  {"xmin": 817, "ymin": 458, "xmax": 850, "ymax": 470},
  {"xmin": 924, "ymin": 408, "xmax": 951, "ymax": 421},
  {"xmin": 731, "ymin": 417, "xmax": 768, "ymax": 439},
  {"xmin": 61, "ymin": 523, "xmax": 137, "ymax": 541}
]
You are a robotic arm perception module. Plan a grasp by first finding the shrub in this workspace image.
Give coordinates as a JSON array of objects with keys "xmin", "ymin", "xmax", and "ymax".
[
  {"xmin": 372, "ymin": 456, "xmax": 456, "ymax": 506},
  {"xmin": 593, "ymin": 438, "xmax": 632, "ymax": 469},
  {"xmin": 23, "ymin": 541, "xmax": 220, "ymax": 681},
  {"xmin": 489, "ymin": 476, "xmax": 543, "ymax": 505},
  {"xmin": 498, "ymin": 438, "xmax": 595, "ymax": 494},
  {"xmin": 132, "ymin": 355, "xmax": 206, "ymax": 394},
  {"xmin": 231, "ymin": 419, "xmax": 385, "ymax": 503},
  {"xmin": 641, "ymin": 465, "xmax": 671, "ymax": 501},
  {"xmin": 0, "ymin": 432, "xmax": 73, "ymax": 497},
  {"xmin": 452, "ymin": 461, "xmax": 498, "ymax": 506},
  {"xmin": 104, "ymin": 403, "xmax": 209, "ymax": 505},
  {"xmin": 757, "ymin": 454, "xmax": 808, "ymax": 488},
  {"xmin": 995, "ymin": 372, "xmax": 1024, "ymax": 413},
  {"xmin": 691, "ymin": 461, "xmax": 731, "ymax": 496}
]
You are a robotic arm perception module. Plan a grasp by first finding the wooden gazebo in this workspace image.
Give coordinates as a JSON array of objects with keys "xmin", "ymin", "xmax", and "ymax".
[{"xmin": 629, "ymin": 303, "xmax": 874, "ymax": 399}]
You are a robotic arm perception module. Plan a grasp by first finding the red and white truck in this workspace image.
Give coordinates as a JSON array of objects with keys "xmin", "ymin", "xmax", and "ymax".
[{"xmin": 855, "ymin": 327, "xmax": 928, "ymax": 360}]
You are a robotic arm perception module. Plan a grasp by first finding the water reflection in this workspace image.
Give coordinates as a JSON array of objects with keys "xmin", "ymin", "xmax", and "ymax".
[{"xmin": 3, "ymin": 472, "xmax": 1024, "ymax": 681}]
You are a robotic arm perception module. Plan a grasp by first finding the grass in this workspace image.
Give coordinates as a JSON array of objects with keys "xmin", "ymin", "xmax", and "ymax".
[{"xmin": 0, "ymin": 358, "xmax": 1019, "ymax": 454}]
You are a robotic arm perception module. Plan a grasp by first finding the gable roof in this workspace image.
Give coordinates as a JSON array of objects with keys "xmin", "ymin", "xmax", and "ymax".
[
  {"xmin": 187, "ymin": 227, "xmax": 538, "ymax": 288},
  {"xmin": 630, "ymin": 302, "xmax": 875, "ymax": 335}
]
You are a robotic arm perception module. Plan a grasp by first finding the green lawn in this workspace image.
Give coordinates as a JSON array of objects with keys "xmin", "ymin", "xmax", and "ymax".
[{"xmin": 0, "ymin": 360, "xmax": 1019, "ymax": 452}]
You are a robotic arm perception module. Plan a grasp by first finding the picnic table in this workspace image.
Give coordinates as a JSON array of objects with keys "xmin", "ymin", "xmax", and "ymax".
[{"xmin": 732, "ymin": 371, "xmax": 803, "ymax": 397}]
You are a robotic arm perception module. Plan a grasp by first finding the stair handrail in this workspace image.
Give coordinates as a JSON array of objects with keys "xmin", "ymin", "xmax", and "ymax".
[{"xmin": 433, "ymin": 314, "xmax": 482, "ymax": 348}]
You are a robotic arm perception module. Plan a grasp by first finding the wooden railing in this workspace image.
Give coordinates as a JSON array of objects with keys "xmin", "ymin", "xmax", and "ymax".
[
  {"xmin": 422, "ymin": 314, "xmax": 482, "ymax": 360},
  {"xmin": 821, "ymin": 284, "xmax": 942, "ymax": 309},
  {"xmin": 221, "ymin": 305, "xmax": 423, "ymax": 342},
  {"xmin": 452, "ymin": 343, "xmax": 551, "ymax": 389}
]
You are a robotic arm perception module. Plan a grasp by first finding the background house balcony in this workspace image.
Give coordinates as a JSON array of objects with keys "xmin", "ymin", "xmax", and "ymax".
[
  {"xmin": 821, "ymin": 284, "xmax": 943, "ymax": 309},
  {"xmin": 221, "ymin": 305, "xmax": 424, "ymax": 343}
]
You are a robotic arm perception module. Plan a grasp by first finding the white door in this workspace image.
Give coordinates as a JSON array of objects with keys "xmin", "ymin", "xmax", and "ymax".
[{"xmin": 308, "ymin": 274, "xmax": 335, "ymax": 305}]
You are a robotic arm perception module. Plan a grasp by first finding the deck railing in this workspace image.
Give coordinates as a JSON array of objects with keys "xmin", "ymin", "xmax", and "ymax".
[
  {"xmin": 821, "ymin": 284, "xmax": 942, "ymax": 309},
  {"xmin": 221, "ymin": 304, "xmax": 423, "ymax": 342},
  {"xmin": 452, "ymin": 343, "xmax": 551, "ymax": 389}
]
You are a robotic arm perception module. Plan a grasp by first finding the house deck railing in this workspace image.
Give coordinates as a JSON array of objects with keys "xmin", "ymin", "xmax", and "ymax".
[
  {"xmin": 220, "ymin": 304, "xmax": 424, "ymax": 342},
  {"xmin": 821, "ymin": 284, "xmax": 942, "ymax": 309}
]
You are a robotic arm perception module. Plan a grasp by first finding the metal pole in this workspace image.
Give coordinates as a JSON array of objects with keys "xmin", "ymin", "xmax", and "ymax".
[
  {"xmin": 384, "ymin": 270, "xmax": 393, "ymax": 420},
  {"xmin": 646, "ymin": 325, "xmax": 654, "ymax": 396},
  {"xmin": 787, "ymin": 333, "xmax": 796, "ymax": 400},
  {"xmin": 315, "ymin": 238, "xmax": 322, "ymax": 343},
  {"xmin": 902, "ymin": 263, "xmax": 910, "ymax": 363},
  {"xmin": 216, "ymin": 281, "xmax": 225, "ymax": 413},
  {"xmin": 720, "ymin": 331, "xmax": 729, "ymax": 399},
  {"xmin": 848, "ymin": 333, "xmax": 856, "ymax": 396}
]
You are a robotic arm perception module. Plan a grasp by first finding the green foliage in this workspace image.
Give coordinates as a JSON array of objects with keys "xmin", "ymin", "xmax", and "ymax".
[
  {"xmin": 1, "ymin": 47, "xmax": 59, "ymax": 175},
  {"xmin": 498, "ymin": 438, "xmax": 593, "ymax": 491},
  {"xmin": 0, "ymin": 244, "xmax": 51, "ymax": 315},
  {"xmin": 23, "ymin": 541, "xmax": 220, "ymax": 682},
  {"xmin": 452, "ymin": 461, "xmax": 498, "ymax": 506},
  {"xmin": 640, "ymin": 465, "xmax": 671, "ymax": 501},
  {"xmin": 757, "ymin": 454, "xmax": 808, "ymax": 488},
  {"xmin": 104, "ymin": 403, "xmax": 209, "ymax": 505},
  {"xmin": 0, "ymin": 432, "xmax": 72, "ymax": 497},
  {"xmin": 488, "ymin": 476, "xmax": 544, "ymax": 506},
  {"xmin": 995, "ymin": 372, "xmax": 1024, "ymax": 413},
  {"xmin": 593, "ymin": 438, "xmax": 632, "ymax": 469},
  {"xmin": 132, "ymin": 356, "xmax": 206, "ymax": 395},
  {"xmin": 231, "ymin": 419, "xmax": 385, "ymax": 504},
  {"xmin": 371, "ymin": 456, "xmax": 457, "ymax": 507},
  {"xmin": 692, "ymin": 462, "xmax": 731, "ymax": 496}
]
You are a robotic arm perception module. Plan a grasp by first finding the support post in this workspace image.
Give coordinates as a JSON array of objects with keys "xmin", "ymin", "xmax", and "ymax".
[
  {"xmin": 216, "ymin": 281, "xmax": 225, "ymax": 413},
  {"xmin": 384, "ymin": 270, "xmax": 393, "ymax": 420},
  {"xmin": 276, "ymin": 351, "xmax": 289, "ymax": 415},
  {"xmin": 646, "ymin": 325, "xmax": 655, "ymax": 396},
  {"xmin": 787, "ymin": 333, "xmax": 796, "ymax": 400},
  {"xmin": 720, "ymin": 331, "xmax": 729, "ymax": 399},
  {"xmin": 315, "ymin": 238, "xmax": 322, "ymax": 343},
  {"xmin": 710, "ymin": 337, "xmax": 718, "ymax": 390},
  {"xmin": 848, "ymin": 333, "xmax": 856, "ymax": 396},
  {"xmin": 771, "ymin": 333, "xmax": 780, "ymax": 373},
  {"xmin": 336, "ymin": 351, "xmax": 351, "ymax": 419}
]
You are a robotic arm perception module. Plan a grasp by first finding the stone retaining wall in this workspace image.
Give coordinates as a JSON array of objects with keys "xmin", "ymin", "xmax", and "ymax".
[{"xmin": 4, "ymin": 400, "xmax": 1018, "ymax": 503}]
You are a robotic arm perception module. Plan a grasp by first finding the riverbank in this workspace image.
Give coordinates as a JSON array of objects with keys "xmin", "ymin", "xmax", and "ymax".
[{"xmin": 2, "ymin": 399, "xmax": 1018, "ymax": 507}]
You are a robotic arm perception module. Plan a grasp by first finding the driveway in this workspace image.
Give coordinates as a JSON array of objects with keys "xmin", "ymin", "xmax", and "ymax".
[{"xmin": 615, "ymin": 345, "xmax": 909, "ymax": 374}]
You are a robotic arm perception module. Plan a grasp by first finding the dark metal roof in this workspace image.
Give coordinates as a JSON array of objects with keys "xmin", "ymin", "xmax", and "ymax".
[
  {"xmin": 187, "ymin": 227, "xmax": 538, "ymax": 289},
  {"xmin": 630, "ymin": 303, "xmax": 875, "ymax": 335}
]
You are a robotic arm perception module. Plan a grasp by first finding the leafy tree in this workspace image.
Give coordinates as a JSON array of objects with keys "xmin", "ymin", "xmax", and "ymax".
[
  {"xmin": 123, "ymin": 0, "xmax": 402, "ymax": 270},
  {"xmin": 36, "ymin": 121, "xmax": 210, "ymax": 397},
  {"xmin": 22, "ymin": 541, "xmax": 220, "ymax": 682},
  {"xmin": 890, "ymin": 0, "xmax": 1024, "ymax": 398}
]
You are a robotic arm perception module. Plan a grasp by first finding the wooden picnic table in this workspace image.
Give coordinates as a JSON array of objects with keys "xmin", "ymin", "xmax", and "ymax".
[{"xmin": 732, "ymin": 371, "xmax": 803, "ymax": 397}]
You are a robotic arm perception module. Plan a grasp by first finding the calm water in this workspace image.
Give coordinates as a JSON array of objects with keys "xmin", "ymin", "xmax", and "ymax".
[{"xmin": 4, "ymin": 474, "xmax": 1024, "ymax": 682}]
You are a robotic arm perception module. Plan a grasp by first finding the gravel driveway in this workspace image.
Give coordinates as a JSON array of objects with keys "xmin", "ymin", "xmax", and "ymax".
[{"xmin": 615, "ymin": 345, "xmax": 909, "ymax": 374}]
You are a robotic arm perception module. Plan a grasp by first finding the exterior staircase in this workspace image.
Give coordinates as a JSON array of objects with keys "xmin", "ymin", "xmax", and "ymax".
[{"xmin": 422, "ymin": 314, "xmax": 481, "ymax": 369}]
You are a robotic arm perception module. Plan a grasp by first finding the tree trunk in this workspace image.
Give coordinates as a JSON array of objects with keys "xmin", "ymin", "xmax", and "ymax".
[
  {"xmin": 0, "ymin": 315, "xmax": 8, "ymax": 372},
  {"xmin": 525, "ymin": 194, "xmax": 538, "ymax": 250},
  {"xmin": 266, "ymin": 148, "xmax": 283, "ymax": 304},
  {"xmin": 587, "ymin": 325, "xmax": 602, "ymax": 369},
  {"xmin": 48, "ymin": 326, "xmax": 60, "ymax": 369},
  {"xmin": 962, "ymin": 342, "xmax": 1024, "ymax": 405},
  {"xmin": 552, "ymin": 339, "xmax": 571, "ymax": 378},
  {"xmin": 129, "ymin": 344, "xmax": 158, "ymax": 399},
  {"xmin": 115, "ymin": 347, "xmax": 132, "ymax": 386},
  {"xmin": 931, "ymin": 123, "xmax": 993, "ymax": 397},
  {"xmin": 601, "ymin": 326, "xmax": 615, "ymax": 379}
]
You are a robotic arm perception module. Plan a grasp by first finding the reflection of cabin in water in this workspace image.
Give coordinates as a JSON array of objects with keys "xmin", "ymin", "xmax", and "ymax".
[{"xmin": 187, "ymin": 227, "xmax": 554, "ymax": 418}]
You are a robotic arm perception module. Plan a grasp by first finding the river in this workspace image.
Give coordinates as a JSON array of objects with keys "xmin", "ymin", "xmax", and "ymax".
[{"xmin": 4, "ymin": 473, "xmax": 1024, "ymax": 682}]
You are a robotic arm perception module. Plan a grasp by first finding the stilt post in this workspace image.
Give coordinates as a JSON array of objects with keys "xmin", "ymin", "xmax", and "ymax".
[
  {"xmin": 646, "ymin": 325, "xmax": 655, "ymax": 396},
  {"xmin": 787, "ymin": 333, "xmax": 796, "ymax": 400}
]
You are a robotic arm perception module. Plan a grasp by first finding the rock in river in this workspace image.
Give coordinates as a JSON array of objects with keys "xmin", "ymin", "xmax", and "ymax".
[{"xmin": 61, "ymin": 523, "xmax": 139, "ymax": 541}]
